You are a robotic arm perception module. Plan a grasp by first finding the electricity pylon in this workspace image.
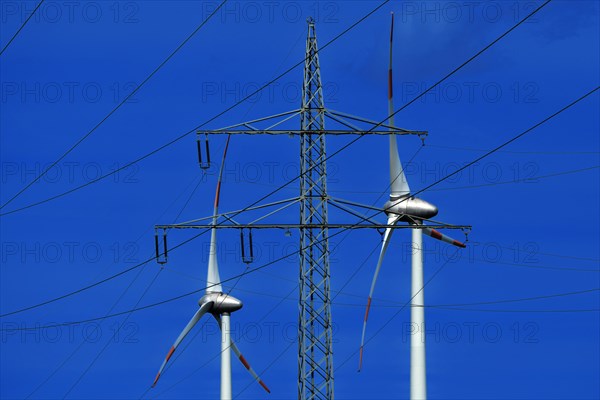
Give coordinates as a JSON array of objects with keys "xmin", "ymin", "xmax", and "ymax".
[{"xmin": 297, "ymin": 18, "xmax": 334, "ymax": 400}]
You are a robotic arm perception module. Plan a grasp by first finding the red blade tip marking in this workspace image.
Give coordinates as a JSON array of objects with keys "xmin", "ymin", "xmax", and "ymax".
[
  {"xmin": 364, "ymin": 297, "xmax": 372, "ymax": 321},
  {"xmin": 239, "ymin": 354, "xmax": 251, "ymax": 370},
  {"xmin": 165, "ymin": 346, "xmax": 175, "ymax": 362},
  {"xmin": 358, "ymin": 346, "xmax": 364, "ymax": 372},
  {"xmin": 214, "ymin": 182, "xmax": 222, "ymax": 208},
  {"xmin": 259, "ymin": 380, "xmax": 271, "ymax": 393},
  {"xmin": 430, "ymin": 229, "xmax": 443, "ymax": 240},
  {"xmin": 152, "ymin": 372, "xmax": 160, "ymax": 387}
]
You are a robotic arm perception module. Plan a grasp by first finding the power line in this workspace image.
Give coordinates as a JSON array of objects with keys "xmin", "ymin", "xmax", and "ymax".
[
  {"xmin": 168, "ymin": 82, "xmax": 599, "ymax": 389},
  {"xmin": 0, "ymin": 0, "xmax": 393, "ymax": 217},
  {"xmin": 358, "ymin": 288, "xmax": 600, "ymax": 308},
  {"xmin": 340, "ymin": 250, "xmax": 458, "ymax": 372},
  {"xmin": 410, "ymin": 88, "xmax": 599, "ymax": 199},
  {"xmin": 2, "ymin": 2, "xmax": 593, "ymax": 394},
  {"xmin": 147, "ymin": 232, "xmax": 383, "ymax": 398},
  {"xmin": 1, "ymin": 6, "xmax": 557, "ymax": 343},
  {"xmin": 24, "ymin": 264, "xmax": 151, "ymax": 399},
  {"xmin": 470, "ymin": 257, "xmax": 600, "ymax": 273},
  {"xmin": 1, "ymin": 0, "xmax": 552, "ymax": 218},
  {"xmin": 152, "ymin": 0, "xmax": 558, "ymax": 227},
  {"xmin": 0, "ymin": 144, "xmax": 403, "ymax": 323},
  {"xmin": 218, "ymin": 162, "xmax": 600, "ymax": 196},
  {"xmin": 147, "ymin": 281, "xmax": 299, "ymax": 398},
  {"xmin": 62, "ymin": 140, "xmax": 239, "ymax": 398},
  {"xmin": 70, "ymin": 133, "xmax": 283, "ymax": 397},
  {"xmin": 426, "ymin": 144, "xmax": 600, "ymax": 155},
  {"xmin": 233, "ymin": 237, "xmax": 388, "ymax": 399},
  {"xmin": 63, "ymin": 268, "xmax": 164, "ymax": 398},
  {"xmin": 0, "ymin": 0, "xmax": 44, "ymax": 56},
  {"xmin": 9, "ymin": 81, "xmax": 596, "ymax": 394},
  {"xmin": 2, "ymin": 72, "xmax": 594, "ymax": 323},
  {"xmin": 385, "ymin": 240, "xmax": 600, "ymax": 273},
  {"xmin": 161, "ymin": 263, "xmax": 600, "ymax": 308},
  {"xmin": 243, "ymin": 248, "xmax": 461, "ymax": 388},
  {"xmin": 4, "ymin": 285, "xmax": 597, "ymax": 332},
  {"xmin": 333, "ymin": 81, "xmax": 600, "ymax": 365},
  {"xmin": 427, "ymin": 165, "xmax": 600, "ymax": 192},
  {"xmin": 0, "ymin": 259, "xmax": 153, "ymax": 318},
  {"xmin": 528, "ymin": 248, "xmax": 600, "ymax": 263},
  {"xmin": 3, "ymin": 238, "xmax": 383, "ymax": 334},
  {"xmin": 0, "ymin": 0, "xmax": 562, "ymax": 325},
  {"xmin": 23, "ymin": 172, "xmax": 206, "ymax": 398},
  {"xmin": 143, "ymin": 190, "xmax": 383, "ymax": 396},
  {"xmin": 0, "ymin": 194, "xmax": 215, "ymax": 318},
  {"xmin": 0, "ymin": 1, "xmax": 577, "ymax": 320},
  {"xmin": 163, "ymin": 2, "xmax": 599, "ymax": 392},
  {"xmin": 230, "ymin": 276, "xmax": 598, "ymax": 399},
  {"xmin": 425, "ymin": 307, "xmax": 599, "ymax": 313},
  {"xmin": 138, "ymin": 40, "xmax": 310, "ymax": 394},
  {"xmin": 0, "ymin": 0, "xmax": 228, "ymax": 211}
]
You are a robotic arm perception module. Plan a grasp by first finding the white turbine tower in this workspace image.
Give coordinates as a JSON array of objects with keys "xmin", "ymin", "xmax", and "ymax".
[
  {"xmin": 358, "ymin": 13, "xmax": 467, "ymax": 400},
  {"xmin": 152, "ymin": 137, "xmax": 270, "ymax": 399}
]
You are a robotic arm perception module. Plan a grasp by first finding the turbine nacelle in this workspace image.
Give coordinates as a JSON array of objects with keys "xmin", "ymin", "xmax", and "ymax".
[
  {"xmin": 199, "ymin": 292, "xmax": 243, "ymax": 314},
  {"xmin": 383, "ymin": 195, "xmax": 438, "ymax": 222}
]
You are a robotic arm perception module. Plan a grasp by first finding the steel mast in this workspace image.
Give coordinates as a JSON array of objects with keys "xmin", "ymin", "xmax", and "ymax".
[{"xmin": 298, "ymin": 17, "xmax": 334, "ymax": 400}]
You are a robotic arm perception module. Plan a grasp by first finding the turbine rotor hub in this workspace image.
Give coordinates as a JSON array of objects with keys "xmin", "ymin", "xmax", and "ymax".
[
  {"xmin": 199, "ymin": 292, "xmax": 243, "ymax": 314},
  {"xmin": 384, "ymin": 195, "xmax": 438, "ymax": 222}
]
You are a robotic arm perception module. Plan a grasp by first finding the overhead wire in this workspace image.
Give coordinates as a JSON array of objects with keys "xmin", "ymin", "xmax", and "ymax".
[
  {"xmin": 148, "ymin": 222, "xmax": 384, "ymax": 398},
  {"xmin": 0, "ymin": 10, "xmax": 410, "ymax": 316},
  {"xmin": 426, "ymin": 144, "xmax": 600, "ymax": 155},
  {"xmin": 1, "ymin": 0, "xmax": 553, "ymax": 218},
  {"xmin": 182, "ymin": 163, "xmax": 600, "ymax": 203},
  {"xmin": 0, "ymin": 0, "xmax": 578, "ymax": 324},
  {"xmin": 0, "ymin": 0, "xmax": 394, "ymax": 217},
  {"xmin": 181, "ymin": 83, "xmax": 600, "ymax": 392},
  {"xmin": 3, "ymin": 0, "xmax": 596, "ymax": 395},
  {"xmin": 140, "ymin": 33, "xmax": 307, "ymax": 394},
  {"xmin": 384, "ymin": 240, "xmax": 600, "ymax": 273},
  {"xmin": 3, "ymin": 52, "xmax": 595, "ymax": 325},
  {"xmin": 0, "ymin": 26, "xmax": 298, "ymax": 322},
  {"xmin": 143, "ymin": 132, "xmax": 393, "ymax": 396},
  {"xmin": 159, "ymin": 0, "xmax": 599, "ymax": 392},
  {"xmin": 0, "ymin": 0, "xmax": 45, "ymax": 56},
  {"xmin": 62, "ymin": 267, "xmax": 164, "ymax": 398},
  {"xmin": 6, "ymin": 259, "xmax": 599, "ymax": 332},
  {"xmin": 23, "ymin": 170, "xmax": 208, "ymax": 398},
  {"xmin": 24, "ymin": 263, "xmax": 150, "ymax": 399},
  {"xmin": 5, "ymin": 85, "xmax": 595, "ymax": 395},
  {"xmin": 0, "ymin": 0, "xmax": 228, "ymax": 211}
]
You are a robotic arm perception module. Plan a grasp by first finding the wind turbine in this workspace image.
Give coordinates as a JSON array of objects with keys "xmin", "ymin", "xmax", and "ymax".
[
  {"xmin": 358, "ymin": 13, "xmax": 467, "ymax": 400},
  {"xmin": 152, "ymin": 137, "xmax": 270, "ymax": 399}
]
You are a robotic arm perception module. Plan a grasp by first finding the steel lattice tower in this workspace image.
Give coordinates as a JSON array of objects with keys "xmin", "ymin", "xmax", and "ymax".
[{"xmin": 298, "ymin": 18, "xmax": 334, "ymax": 400}]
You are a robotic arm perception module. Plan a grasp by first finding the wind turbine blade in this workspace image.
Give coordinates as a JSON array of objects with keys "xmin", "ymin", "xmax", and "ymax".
[
  {"xmin": 152, "ymin": 301, "xmax": 214, "ymax": 387},
  {"xmin": 388, "ymin": 12, "xmax": 410, "ymax": 198},
  {"xmin": 206, "ymin": 228, "xmax": 222, "ymax": 293},
  {"xmin": 207, "ymin": 136, "xmax": 232, "ymax": 293},
  {"xmin": 359, "ymin": 214, "xmax": 399, "ymax": 371},
  {"xmin": 214, "ymin": 315, "xmax": 271, "ymax": 393},
  {"xmin": 422, "ymin": 227, "xmax": 466, "ymax": 248},
  {"xmin": 230, "ymin": 338, "xmax": 271, "ymax": 393}
]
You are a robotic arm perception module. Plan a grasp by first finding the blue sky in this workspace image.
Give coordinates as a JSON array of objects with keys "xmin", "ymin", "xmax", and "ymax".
[{"xmin": 1, "ymin": 1, "xmax": 599, "ymax": 399}]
